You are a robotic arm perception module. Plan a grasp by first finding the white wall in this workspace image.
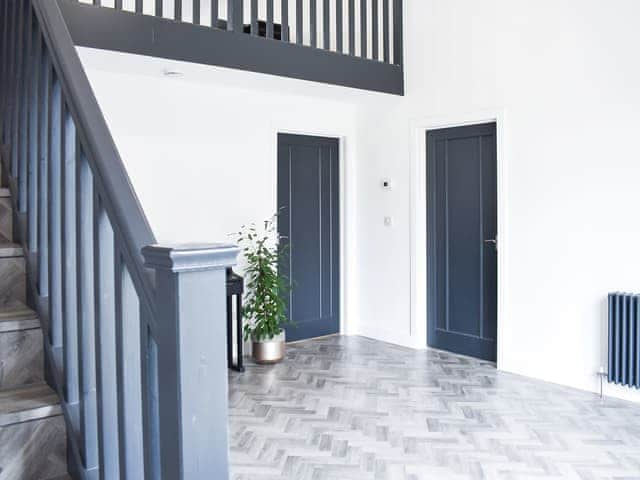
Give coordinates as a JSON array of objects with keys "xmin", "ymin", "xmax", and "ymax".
[
  {"xmin": 354, "ymin": 0, "xmax": 640, "ymax": 402},
  {"xmin": 79, "ymin": 0, "xmax": 640, "ymax": 402},
  {"xmin": 78, "ymin": 47, "xmax": 365, "ymax": 335}
]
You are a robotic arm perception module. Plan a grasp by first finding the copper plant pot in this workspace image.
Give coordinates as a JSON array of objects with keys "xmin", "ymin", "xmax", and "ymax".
[{"xmin": 252, "ymin": 331, "xmax": 286, "ymax": 364}]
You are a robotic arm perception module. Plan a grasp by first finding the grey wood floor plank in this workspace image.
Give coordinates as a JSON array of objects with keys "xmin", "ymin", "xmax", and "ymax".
[{"xmin": 228, "ymin": 336, "xmax": 640, "ymax": 480}]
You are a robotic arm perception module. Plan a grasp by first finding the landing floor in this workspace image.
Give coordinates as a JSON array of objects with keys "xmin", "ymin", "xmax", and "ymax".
[{"xmin": 228, "ymin": 336, "xmax": 640, "ymax": 479}]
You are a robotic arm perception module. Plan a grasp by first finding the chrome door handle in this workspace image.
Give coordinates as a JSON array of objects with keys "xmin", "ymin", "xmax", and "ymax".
[{"xmin": 484, "ymin": 238, "xmax": 498, "ymax": 250}]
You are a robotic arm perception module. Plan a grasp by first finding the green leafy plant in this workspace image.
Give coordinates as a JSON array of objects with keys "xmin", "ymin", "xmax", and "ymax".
[{"xmin": 236, "ymin": 215, "xmax": 292, "ymax": 342}]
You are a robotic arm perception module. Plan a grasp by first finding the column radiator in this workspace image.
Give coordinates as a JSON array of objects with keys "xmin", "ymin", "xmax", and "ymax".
[{"xmin": 608, "ymin": 292, "xmax": 640, "ymax": 389}]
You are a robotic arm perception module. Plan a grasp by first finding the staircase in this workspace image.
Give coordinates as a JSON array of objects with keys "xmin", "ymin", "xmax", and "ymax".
[
  {"xmin": 0, "ymin": 185, "xmax": 69, "ymax": 479},
  {"xmin": 0, "ymin": 0, "xmax": 242, "ymax": 478}
]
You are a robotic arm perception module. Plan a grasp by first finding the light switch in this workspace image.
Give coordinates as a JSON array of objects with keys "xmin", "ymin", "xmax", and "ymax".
[{"xmin": 384, "ymin": 216, "xmax": 393, "ymax": 227}]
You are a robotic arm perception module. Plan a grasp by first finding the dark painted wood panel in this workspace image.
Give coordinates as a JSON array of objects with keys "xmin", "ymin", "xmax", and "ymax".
[
  {"xmin": 58, "ymin": 0, "xmax": 403, "ymax": 95},
  {"xmin": 427, "ymin": 123, "xmax": 497, "ymax": 362},
  {"xmin": 278, "ymin": 134, "xmax": 340, "ymax": 342}
]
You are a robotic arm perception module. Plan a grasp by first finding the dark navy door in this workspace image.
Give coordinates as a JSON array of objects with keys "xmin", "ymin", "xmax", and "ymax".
[
  {"xmin": 278, "ymin": 134, "xmax": 340, "ymax": 342},
  {"xmin": 426, "ymin": 123, "xmax": 497, "ymax": 361}
]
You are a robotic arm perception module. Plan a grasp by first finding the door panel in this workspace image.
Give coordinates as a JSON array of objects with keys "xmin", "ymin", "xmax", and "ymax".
[
  {"xmin": 278, "ymin": 134, "xmax": 340, "ymax": 342},
  {"xmin": 427, "ymin": 123, "xmax": 497, "ymax": 361}
]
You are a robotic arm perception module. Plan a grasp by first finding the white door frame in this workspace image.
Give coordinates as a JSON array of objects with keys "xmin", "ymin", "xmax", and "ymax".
[
  {"xmin": 270, "ymin": 124, "xmax": 355, "ymax": 338},
  {"xmin": 409, "ymin": 109, "xmax": 508, "ymax": 368}
]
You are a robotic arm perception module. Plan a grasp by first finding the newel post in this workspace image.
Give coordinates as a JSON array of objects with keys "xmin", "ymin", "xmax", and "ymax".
[{"xmin": 142, "ymin": 243, "xmax": 239, "ymax": 480}]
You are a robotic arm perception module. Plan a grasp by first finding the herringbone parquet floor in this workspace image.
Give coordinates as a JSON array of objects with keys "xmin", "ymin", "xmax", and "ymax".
[{"xmin": 228, "ymin": 336, "xmax": 640, "ymax": 480}]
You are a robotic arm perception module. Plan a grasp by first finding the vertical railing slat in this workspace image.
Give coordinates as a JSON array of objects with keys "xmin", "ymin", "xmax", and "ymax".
[
  {"xmin": 38, "ymin": 46, "xmax": 50, "ymax": 297},
  {"xmin": 3, "ymin": 0, "xmax": 14, "ymax": 144},
  {"xmin": 116, "ymin": 260, "xmax": 144, "ymax": 479},
  {"xmin": 141, "ymin": 315, "xmax": 161, "ymax": 479},
  {"xmin": 336, "ymin": 0, "xmax": 343, "ymax": 52},
  {"xmin": 48, "ymin": 73, "xmax": 63, "ymax": 348},
  {"xmin": 11, "ymin": 0, "xmax": 22, "ymax": 178},
  {"xmin": 115, "ymin": 0, "xmax": 123, "ymax": 10},
  {"xmin": 135, "ymin": 0, "xmax": 143, "ymax": 14},
  {"xmin": 266, "ymin": 0, "xmax": 274, "ymax": 38},
  {"xmin": 382, "ymin": 0, "xmax": 389, "ymax": 63},
  {"xmin": 250, "ymin": 0, "xmax": 258, "ymax": 35},
  {"xmin": 193, "ymin": 0, "xmax": 200, "ymax": 24},
  {"xmin": 348, "ymin": 0, "xmax": 355, "ymax": 55},
  {"xmin": 77, "ymin": 149, "xmax": 99, "ymax": 474},
  {"xmin": 93, "ymin": 195, "xmax": 121, "ymax": 479},
  {"xmin": 0, "ymin": 0, "xmax": 8, "ymax": 135},
  {"xmin": 392, "ymin": 0, "xmax": 403, "ymax": 66},
  {"xmin": 5, "ymin": 0, "xmax": 14, "ymax": 145},
  {"xmin": 310, "ymin": 0, "xmax": 316, "ymax": 47},
  {"xmin": 8, "ymin": 0, "xmax": 17, "ymax": 149},
  {"xmin": 322, "ymin": 0, "xmax": 329, "ymax": 50},
  {"xmin": 211, "ymin": 0, "xmax": 218, "ymax": 27},
  {"xmin": 61, "ymin": 104, "xmax": 79, "ymax": 406},
  {"xmin": 360, "ymin": 0, "xmax": 367, "ymax": 58},
  {"xmin": 296, "ymin": 0, "xmax": 303, "ymax": 44},
  {"xmin": 28, "ymin": 22, "xmax": 39, "ymax": 252},
  {"xmin": 175, "ymin": 0, "xmax": 182, "ymax": 21},
  {"xmin": 228, "ymin": 0, "xmax": 243, "ymax": 32},
  {"xmin": 93, "ymin": 0, "xmax": 102, "ymax": 6},
  {"xmin": 18, "ymin": 0, "xmax": 30, "ymax": 213},
  {"xmin": 155, "ymin": 0, "xmax": 162, "ymax": 17},
  {"xmin": 372, "ymin": 0, "xmax": 378, "ymax": 59},
  {"xmin": 281, "ymin": 0, "xmax": 289, "ymax": 41}
]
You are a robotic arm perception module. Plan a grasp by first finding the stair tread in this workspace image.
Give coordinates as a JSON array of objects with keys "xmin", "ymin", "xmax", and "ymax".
[
  {"xmin": 0, "ymin": 187, "xmax": 9, "ymax": 198},
  {"xmin": 0, "ymin": 302, "xmax": 39, "ymax": 332},
  {"xmin": 0, "ymin": 240, "xmax": 23, "ymax": 258},
  {"xmin": 0, "ymin": 383, "xmax": 61, "ymax": 427}
]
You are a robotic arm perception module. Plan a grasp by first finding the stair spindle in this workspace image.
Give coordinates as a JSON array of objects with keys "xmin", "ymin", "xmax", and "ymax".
[
  {"xmin": 310, "ymin": 0, "xmax": 316, "ymax": 47},
  {"xmin": 193, "ymin": 0, "xmax": 200, "ymax": 24},
  {"xmin": 296, "ymin": 0, "xmax": 303, "ymax": 44},
  {"xmin": 382, "ymin": 0, "xmax": 389, "ymax": 63},
  {"xmin": 61, "ymin": 105, "xmax": 79, "ymax": 406},
  {"xmin": 372, "ymin": 0, "xmax": 378, "ymax": 59},
  {"xmin": 228, "ymin": 0, "xmax": 243, "ymax": 32},
  {"xmin": 392, "ymin": 0, "xmax": 402, "ymax": 66},
  {"xmin": 336, "ymin": 0, "xmax": 343, "ymax": 52},
  {"xmin": 116, "ymin": 260, "xmax": 144, "ymax": 479},
  {"xmin": 322, "ymin": 0, "xmax": 329, "ymax": 49},
  {"xmin": 93, "ymin": 194, "xmax": 121, "ymax": 478},
  {"xmin": 211, "ymin": 0, "xmax": 219, "ymax": 27},
  {"xmin": 48, "ymin": 74, "xmax": 63, "ymax": 348},
  {"xmin": 18, "ymin": 0, "xmax": 30, "ymax": 213},
  {"xmin": 28, "ymin": 22, "xmax": 39, "ymax": 252},
  {"xmin": 281, "ymin": 0, "xmax": 289, "ymax": 41},
  {"xmin": 266, "ymin": 0, "xmax": 274, "ymax": 38},
  {"xmin": 38, "ymin": 48, "xmax": 50, "ymax": 297},
  {"xmin": 77, "ymin": 151, "xmax": 99, "ymax": 474},
  {"xmin": 348, "ymin": 0, "xmax": 355, "ymax": 55},
  {"xmin": 360, "ymin": 0, "xmax": 367, "ymax": 58}
]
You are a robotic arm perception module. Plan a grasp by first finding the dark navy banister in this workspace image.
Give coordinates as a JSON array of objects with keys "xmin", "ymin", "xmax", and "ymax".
[
  {"xmin": 33, "ymin": 0, "xmax": 156, "ymax": 309},
  {"xmin": 0, "ymin": 0, "xmax": 239, "ymax": 478}
]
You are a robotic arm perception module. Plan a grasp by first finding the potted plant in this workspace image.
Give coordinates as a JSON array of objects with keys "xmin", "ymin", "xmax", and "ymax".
[{"xmin": 237, "ymin": 215, "xmax": 291, "ymax": 364}]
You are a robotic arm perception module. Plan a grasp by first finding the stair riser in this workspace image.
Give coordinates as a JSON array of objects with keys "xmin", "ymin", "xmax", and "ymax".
[
  {"xmin": 0, "ymin": 414, "xmax": 67, "ymax": 480},
  {"xmin": 0, "ymin": 197, "xmax": 10, "ymax": 242},
  {"xmin": 0, "ymin": 328, "xmax": 44, "ymax": 390},
  {"xmin": 0, "ymin": 257, "xmax": 25, "ymax": 306}
]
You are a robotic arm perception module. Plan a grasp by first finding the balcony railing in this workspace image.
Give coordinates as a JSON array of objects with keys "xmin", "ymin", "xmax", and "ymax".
[{"xmin": 62, "ymin": 0, "xmax": 404, "ymax": 94}]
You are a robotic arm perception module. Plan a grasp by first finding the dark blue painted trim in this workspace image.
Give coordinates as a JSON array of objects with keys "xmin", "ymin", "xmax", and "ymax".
[{"xmin": 56, "ymin": 0, "xmax": 404, "ymax": 95}]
